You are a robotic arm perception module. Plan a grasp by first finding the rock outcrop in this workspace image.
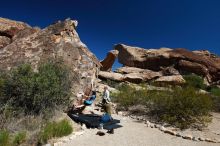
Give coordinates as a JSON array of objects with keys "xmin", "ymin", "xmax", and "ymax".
[
  {"xmin": 0, "ymin": 17, "xmax": 32, "ymax": 48},
  {"xmin": 100, "ymin": 50, "xmax": 118, "ymax": 71},
  {"xmin": 115, "ymin": 44, "xmax": 220, "ymax": 84},
  {"xmin": 155, "ymin": 75, "xmax": 185, "ymax": 85},
  {"xmin": 0, "ymin": 18, "xmax": 101, "ymax": 100},
  {"xmin": 99, "ymin": 66, "xmax": 162, "ymax": 83}
]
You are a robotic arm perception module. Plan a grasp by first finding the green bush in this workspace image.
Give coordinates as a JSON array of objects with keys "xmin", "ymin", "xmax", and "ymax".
[
  {"xmin": 2, "ymin": 61, "xmax": 72, "ymax": 114},
  {"xmin": 0, "ymin": 130, "xmax": 10, "ymax": 146},
  {"xmin": 113, "ymin": 85, "xmax": 213, "ymax": 129},
  {"xmin": 210, "ymin": 86, "xmax": 220, "ymax": 97},
  {"xmin": 12, "ymin": 132, "xmax": 26, "ymax": 146},
  {"xmin": 151, "ymin": 87, "xmax": 212, "ymax": 129},
  {"xmin": 209, "ymin": 86, "xmax": 220, "ymax": 111},
  {"xmin": 101, "ymin": 79, "xmax": 119, "ymax": 88},
  {"xmin": 39, "ymin": 119, "xmax": 73, "ymax": 143},
  {"xmin": 183, "ymin": 74, "xmax": 206, "ymax": 89},
  {"xmin": 112, "ymin": 84, "xmax": 148, "ymax": 108},
  {"xmin": 0, "ymin": 130, "xmax": 26, "ymax": 146}
]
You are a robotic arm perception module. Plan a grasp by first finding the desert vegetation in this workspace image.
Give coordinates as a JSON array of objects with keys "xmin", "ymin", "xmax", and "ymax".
[
  {"xmin": 0, "ymin": 60, "xmax": 73, "ymax": 145},
  {"xmin": 38, "ymin": 119, "xmax": 73, "ymax": 144},
  {"xmin": 112, "ymin": 74, "xmax": 218, "ymax": 129}
]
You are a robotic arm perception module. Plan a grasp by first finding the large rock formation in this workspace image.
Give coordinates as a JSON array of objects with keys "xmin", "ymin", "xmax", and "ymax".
[
  {"xmin": 115, "ymin": 44, "xmax": 220, "ymax": 84},
  {"xmin": 0, "ymin": 18, "xmax": 101, "ymax": 100}
]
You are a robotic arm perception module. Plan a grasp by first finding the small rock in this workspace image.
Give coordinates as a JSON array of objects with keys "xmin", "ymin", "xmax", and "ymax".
[
  {"xmin": 54, "ymin": 142, "xmax": 63, "ymax": 146},
  {"xmin": 192, "ymin": 137, "xmax": 199, "ymax": 141},
  {"xmin": 150, "ymin": 124, "xmax": 155, "ymax": 128},
  {"xmin": 130, "ymin": 115, "xmax": 134, "ymax": 119},
  {"xmin": 118, "ymin": 111, "xmax": 123, "ymax": 115},
  {"xmin": 96, "ymin": 131, "xmax": 105, "ymax": 136},
  {"xmin": 75, "ymin": 131, "xmax": 84, "ymax": 136},
  {"xmin": 199, "ymin": 137, "xmax": 205, "ymax": 141},
  {"xmin": 182, "ymin": 135, "xmax": 193, "ymax": 140},
  {"xmin": 145, "ymin": 121, "xmax": 151, "ymax": 127},
  {"xmin": 154, "ymin": 124, "xmax": 160, "ymax": 128},
  {"xmin": 159, "ymin": 126, "xmax": 166, "ymax": 132},
  {"xmin": 45, "ymin": 144, "xmax": 51, "ymax": 146},
  {"xmin": 139, "ymin": 117, "xmax": 144, "ymax": 121},
  {"xmin": 164, "ymin": 129, "xmax": 177, "ymax": 135},
  {"xmin": 62, "ymin": 138, "xmax": 69, "ymax": 143},
  {"xmin": 69, "ymin": 135, "xmax": 76, "ymax": 140},
  {"xmin": 122, "ymin": 113, "xmax": 127, "ymax": 116},
  {"xmin": 205, "ymin": 138, "xmax": 211, "ymax": 142},
  {"xmin": 176, "ymin": 133, "xmax": 182, "ymax": 137},
  {"xmin": 205, "ymin": 138, "xmax": 217, "ymax": 143},
  {"xmin": 81, "ymin": 124, "xmax": 87, "ymax": 130}
]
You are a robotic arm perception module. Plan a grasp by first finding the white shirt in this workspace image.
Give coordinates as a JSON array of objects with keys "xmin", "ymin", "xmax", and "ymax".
[{"xmin": 103, "ymin": 89, "xmax": 111, "ymax": 103}]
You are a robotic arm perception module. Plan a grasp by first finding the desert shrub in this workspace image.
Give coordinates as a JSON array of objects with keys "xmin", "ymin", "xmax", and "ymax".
[
  {"xmin": 0, "ymin": 77, "xmax": 4, "ymax": 97},
  {"xmin": 183, "ymin": 74, "xmax": 206, "ymax": 89},
  {"xmin": 39, "ymin": 119, "xmax": 73, "ymax": 144},
  {"xmin": 0, "ymin": 130, "xmax": 10, "ymax": 146},
  {"xmin": 3, "ymin": 61, "xmax": 72, "ymax": 114},
  {"xmin": 209, "ymin": 86, "xmax": 220, "ymax": 111},
  {"xmin": 0, "ymin": 130, "xmax": 26, "ymax": 146},
  {"xmin": 150, "ymin": 87, "xmax": 212, "ymax": 129},
  {"xmin": 101, "ymin": 79, "xmax": 119, "ymax": 88},
  {"xmin": 12, "ymin": 132, "xmax": 26, "ymax": 146},
  {"xmin": 112, "ymin": 84, "xmax": 148, "ymax": 108},
  {"xmin": 209, "ymin": 86, "xmax": 220, "ymax": 97},
  {"xmin": 113, "ymin": 85, "xmax": 213, "ymax": 129}
]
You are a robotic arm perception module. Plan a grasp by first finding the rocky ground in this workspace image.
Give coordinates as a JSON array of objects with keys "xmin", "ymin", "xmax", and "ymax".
[{"xmin": 53, "ymin": 113, "xmax": 220, "ymax": 146}]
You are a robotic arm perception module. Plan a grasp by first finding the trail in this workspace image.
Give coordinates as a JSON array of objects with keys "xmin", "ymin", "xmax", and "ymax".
[{"xmin": 63, "ymin": 114, "xmax": 218, "ymax": 146}]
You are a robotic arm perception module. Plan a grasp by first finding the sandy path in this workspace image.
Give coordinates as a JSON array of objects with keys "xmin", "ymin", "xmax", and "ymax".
[{"xmin": 63, "ymin": 115, "xmax": 218, "ymax": 146}]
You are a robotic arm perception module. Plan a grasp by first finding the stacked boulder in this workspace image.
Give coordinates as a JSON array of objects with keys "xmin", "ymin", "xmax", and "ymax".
[{"xmin": 100, "ymin": 44, "xmax": 220, "ymax": 85}]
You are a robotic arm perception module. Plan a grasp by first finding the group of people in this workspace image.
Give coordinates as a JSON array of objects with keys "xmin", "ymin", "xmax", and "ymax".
[{"xmin": 74, "ymin": 85, "xmax": 112, "ymax": 120}]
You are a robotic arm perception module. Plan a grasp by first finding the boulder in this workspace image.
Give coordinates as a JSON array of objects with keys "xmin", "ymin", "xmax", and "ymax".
[
  {"xmin": 115, "ymin": 66, "xmax": 162, "ymax": 83},
  {"xmin": 0, "ymin": 18, "xmax": 101, "ymax": 100},
  {"xmin": 178, "ymin": 60, "xmax": 208, "ymax": 76},
  {"xmin": 98, "ymin": 71, "xmax": 124, "ymax": 82},
  {"xmin": 116, "ymin": 66, "xmax": 159, "ymax": 74},
  {"xmin": 115, "ymin": 44, "xmax": 173, "ymax": 71},
  {"xmin": 99, "ymin": 70, "xmax": 162, "ymax": 83},
  {"xmin": 155, "ymin": 75, "xmax": 185, "ymax": 85},
  {"xmin": 100, "ymin": 50, "xmax": 118, "ymax": 71},
  {"xmin": 160, "ymin": 66, "xmax": 180, "ymax": 76},
  {"xmin": 115, "ymin": 44, "xmax": 220, "ymax": 83}
]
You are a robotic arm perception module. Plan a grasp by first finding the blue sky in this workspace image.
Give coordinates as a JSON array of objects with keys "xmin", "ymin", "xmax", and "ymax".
[{"xmin": 1, "ymin": 0, "xmax": 220, "ymax": 68}]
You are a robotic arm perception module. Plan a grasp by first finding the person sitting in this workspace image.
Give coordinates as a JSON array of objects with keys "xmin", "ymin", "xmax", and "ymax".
[
  {"xmin": 74, "ymin": 90, "xmax": 96, "ymax": 108},
  {"xmin": 84, "ymin": 91, "xmax": 96, "ymax": 106}
]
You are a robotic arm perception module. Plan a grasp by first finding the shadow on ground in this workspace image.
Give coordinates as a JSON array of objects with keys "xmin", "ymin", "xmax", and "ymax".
[{"xmin": 68, "ymin": 111, "xmax": 122, "ymax": 130}]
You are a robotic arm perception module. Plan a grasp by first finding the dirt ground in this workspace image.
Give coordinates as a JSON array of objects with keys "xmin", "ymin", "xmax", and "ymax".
[{"xmin": 62, "ymin": 114, "xmax": 219, "ymax": 146}]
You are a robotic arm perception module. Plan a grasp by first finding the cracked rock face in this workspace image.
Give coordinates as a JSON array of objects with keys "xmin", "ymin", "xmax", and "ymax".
[
  {"xmin": 0, "ymin": 17, "xmax": 101, "ymax": 100},
  {"xmin": 0, "ymin": 17, "xmax": 31, "ymax": 49}
]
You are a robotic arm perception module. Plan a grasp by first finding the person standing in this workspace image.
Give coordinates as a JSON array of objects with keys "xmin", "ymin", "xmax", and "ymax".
[{"xmin": 102, "ymin": 86, "xmax": 112, "ymax": 116}]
